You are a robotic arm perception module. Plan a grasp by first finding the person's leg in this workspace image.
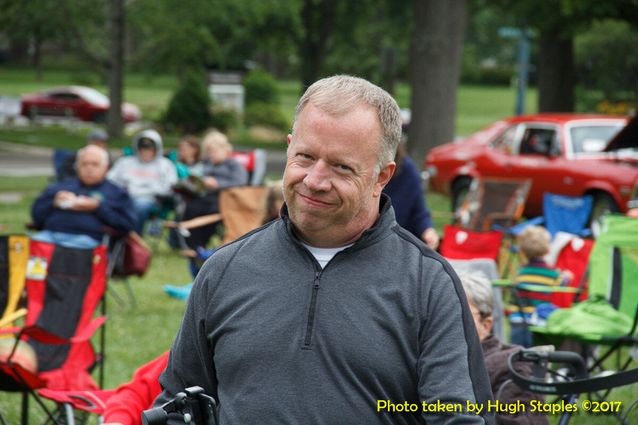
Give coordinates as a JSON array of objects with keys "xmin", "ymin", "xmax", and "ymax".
[
  {"xmin": 182, "ymin": 193, "xmax": 219, "ymax": 249},
  {"xmin": 133, "ymin": 198, "xmax": 158, "ymax": 235}
]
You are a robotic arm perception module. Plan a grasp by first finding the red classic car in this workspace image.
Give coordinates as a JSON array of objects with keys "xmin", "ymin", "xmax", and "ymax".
[
  {"xmin": 424, "ymin": 114, "xmax": 638, "ymax": 219},
  {"xmin": 20, "ymin": 86, "xmax": 141, "ymax": 123}
]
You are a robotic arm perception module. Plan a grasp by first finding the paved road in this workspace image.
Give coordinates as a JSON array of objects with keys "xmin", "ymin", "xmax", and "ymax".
[{"xmin": 0, "ymin": 142, "xmax": 288, "ymax": 177}]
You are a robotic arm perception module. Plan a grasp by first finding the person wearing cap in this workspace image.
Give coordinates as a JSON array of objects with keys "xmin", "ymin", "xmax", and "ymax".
[
  {"xmin": 56, "ymin": 128, "xmax": 112, "ymax": 181},
  {"xmin": 107, "ymin": 129, "xmax": 178, "ymax": 234}
]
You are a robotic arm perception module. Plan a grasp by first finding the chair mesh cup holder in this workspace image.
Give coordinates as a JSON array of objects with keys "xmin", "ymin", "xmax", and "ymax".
[{"xmin": 142, "ymin": 386, "xmax": 217, "ymax": 425}]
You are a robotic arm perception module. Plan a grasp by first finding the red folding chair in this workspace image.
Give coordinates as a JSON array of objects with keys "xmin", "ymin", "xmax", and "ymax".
[
  {"xmin": 440, "ymin": 224, "xmax": 504, "ymax": 262},
  {"xmin": 547, "ymin": 233, "xmax": 595, "ymax": 308},
  {"xmin": 0, "ymin": 240, "xmax": 107, "ymax": 425}
]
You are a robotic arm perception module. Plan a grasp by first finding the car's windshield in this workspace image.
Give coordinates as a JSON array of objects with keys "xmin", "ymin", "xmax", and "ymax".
[
  {"xmin": 75, "ymin": 87, "xmax": 109, "ymax": 107},
  {"xmin": 570, "ymin": 125, "xmax": 626, "ymax": 155}
]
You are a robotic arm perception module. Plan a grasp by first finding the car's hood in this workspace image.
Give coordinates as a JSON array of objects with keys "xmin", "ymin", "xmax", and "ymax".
[{"xmin": 603, "ymin": 115, "xmax": 638, "ymax": 152}]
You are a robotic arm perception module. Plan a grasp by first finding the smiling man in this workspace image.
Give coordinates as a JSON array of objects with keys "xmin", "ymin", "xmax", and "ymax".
[{"xmin": 155, "ymin": 75, "xmax": 493, "ymax": 424}]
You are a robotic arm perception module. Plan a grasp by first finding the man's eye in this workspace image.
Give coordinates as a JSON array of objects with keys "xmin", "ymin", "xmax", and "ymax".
[
  {"xmin": 336, "ymin": 164, "xmax": 353, "ymax": 172},
  {"xmin": 298, "ymin": 153, "xmax": 313, "ymax": 160}
]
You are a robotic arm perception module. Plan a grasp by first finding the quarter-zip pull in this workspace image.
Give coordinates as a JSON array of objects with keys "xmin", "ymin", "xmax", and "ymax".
[{"xmin": 303, "ymin": 272, "xmax": 322, "ymax": 347}]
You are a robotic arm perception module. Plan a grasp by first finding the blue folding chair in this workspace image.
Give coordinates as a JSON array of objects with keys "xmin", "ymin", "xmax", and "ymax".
[{"xmin": 509, "ymin": 193, "xmax": 593, "ymax": 238}]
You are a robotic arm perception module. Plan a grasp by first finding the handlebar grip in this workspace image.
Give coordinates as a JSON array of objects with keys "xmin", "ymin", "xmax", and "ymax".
[
  {"xmin": 546, "ymin": 351, "xmax": 587, "ymax": 379},
  {"xmin": 142, "ymin": 407, "xmax": 169, "ymax": 425}
]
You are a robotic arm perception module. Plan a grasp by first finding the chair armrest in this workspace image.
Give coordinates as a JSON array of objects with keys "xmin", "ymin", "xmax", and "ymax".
[
  {"xmin": 0, "ymin": 308, "xmax": 27, "ymax": 328},
  {"xmin": 0, "ymin": 317, "xmax": 107, "ymax": 345},
  {"xmin": 71, "ymin": 316, "xmax": 108, "ymax": 343},
  {"xmin": 176, "ymin": 213, "xmax": 223, "ymax": 230}
]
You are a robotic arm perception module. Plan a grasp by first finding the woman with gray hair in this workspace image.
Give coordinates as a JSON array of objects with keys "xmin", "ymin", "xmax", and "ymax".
[{"xmin": 459, "ymin": 271, "xmax": 549, "ymax": 425}]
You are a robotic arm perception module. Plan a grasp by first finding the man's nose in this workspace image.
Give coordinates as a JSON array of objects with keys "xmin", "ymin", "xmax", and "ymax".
[{"xmin": 303, "ymin": 161, "xmax": 331, "ymax": 192}]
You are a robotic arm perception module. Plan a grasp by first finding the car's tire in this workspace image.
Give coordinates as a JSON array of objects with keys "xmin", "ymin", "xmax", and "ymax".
[
  {"xmin": 28, "ymin": 106, "xmax": 38, "ymax": 120},
  {"xmin": 451, "ymin": 177, "xmax": 472, "ymax": 213},
  {"xmin": 589, "ymin": 192, "xmax": 619, "ymax": 237},
  {"xmin": 93, "ymin": 112, "xmax": 107, "ymax": 123}
]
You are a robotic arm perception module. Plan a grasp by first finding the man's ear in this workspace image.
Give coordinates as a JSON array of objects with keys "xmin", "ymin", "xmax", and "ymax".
[
  {"xmin": 373, "ymin": 161, "xmax": 396, "ymax": 197},
  {"xmin": 287, "ymin": 134, "xmax": 292, "ymax": 146}
]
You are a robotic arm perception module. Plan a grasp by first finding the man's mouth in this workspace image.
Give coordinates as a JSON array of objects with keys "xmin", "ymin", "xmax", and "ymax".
[{"xmin": 298, "ymin": 192, "xmax": 334, "ymax": 208}]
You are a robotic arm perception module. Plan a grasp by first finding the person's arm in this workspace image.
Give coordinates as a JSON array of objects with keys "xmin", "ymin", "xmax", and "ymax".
[
  {"xmin": 418, "ymin": 262, "xmax": 494, "ymax": 424},
  {"xmin": 402, "ymin": 158, "xmax": 438, "ymax": 249},
  {"xmin": 31, "ymin": 184, "xmax": 60, "ymax": 228},
  {"xmin": 157, "ymin": 160, "xmax": 179, "ymax": 196},
  {"xmin": 153, "ymin": 260, "xmax": 219, "ymax": 418},
  {"xmin": 94, "ymin": 187, "xmax": 137, "ymax": 234},
  {"xmin": 214, "ymin": 160, "xmax": 249, "ymax": 190},
  {"xmin": 103, "ymin": 352, "xmax": 169, "ymax": 425}
]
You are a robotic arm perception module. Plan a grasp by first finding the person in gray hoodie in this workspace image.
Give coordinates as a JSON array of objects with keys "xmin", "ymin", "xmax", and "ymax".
[
  {"xmin": 155, "ymin": 75, "xmax": 494, "ymax": 424},
  {"xmin": 108, "ymin": 129, "xmax": 178, "ymax": 234}
]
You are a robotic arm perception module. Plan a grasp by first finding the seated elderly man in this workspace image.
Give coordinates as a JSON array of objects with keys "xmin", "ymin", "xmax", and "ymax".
[{"xmin": 31, "ymin": 145, "xmax": 136, "ymax": 248}]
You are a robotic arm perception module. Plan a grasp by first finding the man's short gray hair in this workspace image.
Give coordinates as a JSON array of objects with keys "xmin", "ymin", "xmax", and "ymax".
[
  {"xmin": 78, "ymin": 144, "xmax": 109, "ymax": 167},
  {"xmin": 457, "ymin": 271, "xmax": 494, "ymax": 319},
  {"xmin": 293, "ymin": 75, "xmax": 402, "ymax": 169}
]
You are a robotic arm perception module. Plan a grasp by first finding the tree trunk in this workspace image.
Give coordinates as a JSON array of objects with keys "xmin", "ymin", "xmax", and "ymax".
[
  {"xmin": 538, "ymin": 27, "xmax": 574, "ymax": 112},
  {"xmin": 407, "ymin": 0, "xmax": 466, "ymax": 165},
  {"xmin": 298, "ymin": 0, "xmax": 337, "ymax": 93},
  {"xmin": 33, "ymin": 34, "xmax": 43, "ymax": 82},
  {"xmin": 107, "ymin": 0, "xmax": 125, "ymax": 139}
]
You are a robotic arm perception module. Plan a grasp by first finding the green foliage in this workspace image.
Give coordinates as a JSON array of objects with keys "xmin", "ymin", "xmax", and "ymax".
[
  {"xmin": 244, "ymin": 69, "xmax": 280, "ymax": 106},
  {"xmin": 244, "ymin": 102, "xmax": 290, "ymax": 132},
  {"xmin": 575, "ymin": 19, "xmax": 638, "ymax": 103},
  {"xmin": 211, "ymin": 105, "xmax": 240, "ymax": 134},
  {"xmin": 163, "ymin": 73, "xmax": 212, "ymax": 133},
  {"xmin": 461, "ymin": 64, "xmax": 515, "ymax": 86}
]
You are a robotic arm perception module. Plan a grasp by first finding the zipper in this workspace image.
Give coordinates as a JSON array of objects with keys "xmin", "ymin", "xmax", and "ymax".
[{"xmin": 303, "ymin": 271, "xmax": 321, "ymax": 347}]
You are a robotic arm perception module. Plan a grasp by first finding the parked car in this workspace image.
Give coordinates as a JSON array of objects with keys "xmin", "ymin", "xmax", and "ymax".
[
  {"xmin": 424, "ymin": 114, "xmax": 638, "ymax": 221},
  {"xmin": 20, "ymin": 86, "xmax": 141, "ymax": 123}
]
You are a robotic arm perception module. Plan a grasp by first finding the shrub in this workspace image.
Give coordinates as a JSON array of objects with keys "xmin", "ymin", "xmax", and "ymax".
[
  {"xmin": 244, "ymin": 69, "xmax": 280, "ymax": 106},
  {"xmin": 163, "ymin": 73, "xmax": 212, "ymax": 133},
  {"xmin": 244, "ymin": 102, "xmax": 290, "ymax": 132},
  {"xmin": 210, "ymin": 105, "xmax": 239, "ymax": 134}
]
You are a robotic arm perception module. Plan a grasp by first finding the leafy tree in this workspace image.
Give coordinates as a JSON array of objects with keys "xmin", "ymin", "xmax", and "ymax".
[
  {"xmin": 0, "ymin": 0, "xmax": 67, "ymax": 80},
  {"xmin": 483, "ymin": 0, "xmax": 638, "ymax": 112},
  {"xmin": 575, "ymin": 19, "xmax": 638, "ymax": 106},
  {"xmin": 163, "ymin": 72, "xmax": 212, "ymax": 133},
  {"xmin": 244, "ymin": 69, "xmax": 280, "ymax": 106}
]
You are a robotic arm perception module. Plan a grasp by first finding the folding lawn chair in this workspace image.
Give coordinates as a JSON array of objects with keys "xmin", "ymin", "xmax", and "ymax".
[
  {"xmin": 0, "ymin": 235, "xmax": 29, "ymax": 330},
  {"xmin": 546, "ymin": 232, "xmax": 595, "ymax": 308},
  {"xmin": 231, "ymin": 149, "xmax": 268, "ymax": 186},
  {"xmin": 440, "ymin": 224, "xmax": 504, "ymax": 262},
  {"xmin": 530, "ymin": 215, "xmax": 638, "ymax": 374},
  {"xmin": 168, "ymin": 186, "xmax": 271, "ymax": 248},
  {"xmin": 508, "ymin": 193, "xmax": 594, "ymax": 239},
  {"xmin": 0, "ymin": 239, "xmax": 108, "ymax": 425},
  {"xmin": 447, "ymin": 257, "xmax": 506, "ymax": 342},
  {"xmin": 38, "ymin": 351, "xmax": 168, "ymax": 425},
  {"xmin": 164, "ymin": 186, "xmax": 271, "ymax": 299},
  {"xmin": 455, "ymin": 177, "xmax": 532, "ymax": 232}
]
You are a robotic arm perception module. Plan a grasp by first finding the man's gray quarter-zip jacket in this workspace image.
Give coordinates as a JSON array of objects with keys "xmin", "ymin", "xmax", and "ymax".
[{"xmin": 157, "ymin": 195, "xmax": 494, "ymax": 424}]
